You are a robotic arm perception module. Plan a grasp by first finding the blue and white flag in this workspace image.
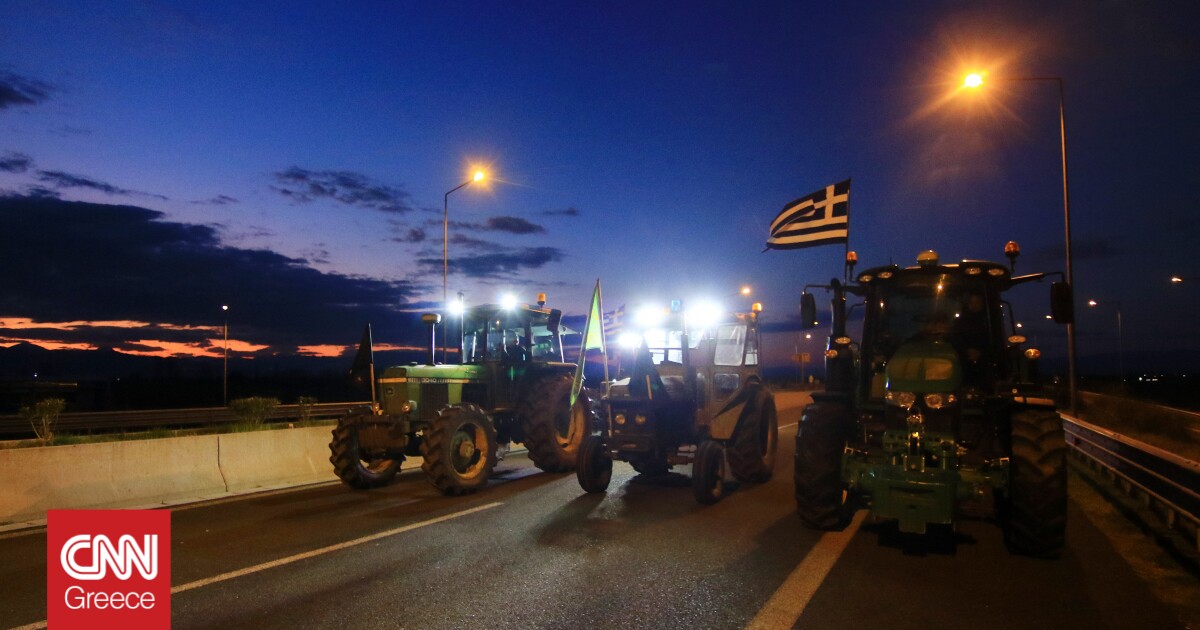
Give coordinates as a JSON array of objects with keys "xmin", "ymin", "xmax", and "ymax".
[
  {"xmin": 766, "ymin": 179, "xmax": 850, "ymax": 250},
  {"xmin": 603, "ymin": 305, "xmax": 625, "ymax": 339}
]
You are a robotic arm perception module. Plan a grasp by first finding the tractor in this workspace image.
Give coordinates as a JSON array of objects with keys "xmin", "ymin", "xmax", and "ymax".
[
  {"xmin": 576, "ymin": 302, "xmax": 778, "ymax": 504},
  {"xmin": 329, "ymin": 295, "xmax": 590, "ymax": 495},
  {"xmin": 794, "ymin": 244, "xmax": 1072, "ymax": 557}
]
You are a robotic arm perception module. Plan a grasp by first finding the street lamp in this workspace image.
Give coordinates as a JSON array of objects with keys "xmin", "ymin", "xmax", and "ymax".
[
  {"xmin": 443, "ymin": 169, "xmax": 486, "ymax": 362},
  {"xmin": 1087, "ymin": 299, "xmax": 1124, "ymax": 386},
  {"xmin": 221, "ymin": 305, "xmax": 229, "ymax": 405},
  {"xmin": 962, "ymin": 71, "xmax": 1079, "ymax": 414}
]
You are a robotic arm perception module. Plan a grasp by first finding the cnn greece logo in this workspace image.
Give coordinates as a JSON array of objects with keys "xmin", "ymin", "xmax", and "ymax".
[
  {"xmin": 60, "ymin": 533, "xmax": 158, "ymax": 580},
  {"xmin": 48, "ymin": 509, "xmax": 171, "ymax": 629}
]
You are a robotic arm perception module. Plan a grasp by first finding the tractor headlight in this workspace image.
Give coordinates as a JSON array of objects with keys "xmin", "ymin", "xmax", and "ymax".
[
  {"xmin": 885, "ymin": 391, "xmax": 917, "ymax": 408},
  {"xmin": 614, "ymin": 413, "xmax": 626, "ymax": 425},
  {"xmin": 400, "ymin": 401, "xmax": 414, "ymax": 414},
  {"xmin": 635, "ymin": 414, "xmax": 647, "ymax": 425},
  {"xmin": 923, "ymin": 393, "xmax": 957, "ymax": 409}
]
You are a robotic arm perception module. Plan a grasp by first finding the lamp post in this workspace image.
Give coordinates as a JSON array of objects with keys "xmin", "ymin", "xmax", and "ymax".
[
  {"xmin": 962, "ymin": 72, "xmax": 1078, "ymax": 414},
  {"xmin": 221, "ymin": 305, "xmax": 229, "ymax": 405},
  {"xmin": 1087, "ymin": 299, "xmax": 1124, "ymax": 387},
  {"xmin": 443, "ymin": 170, "xmax": 486, "ymax": 363}
]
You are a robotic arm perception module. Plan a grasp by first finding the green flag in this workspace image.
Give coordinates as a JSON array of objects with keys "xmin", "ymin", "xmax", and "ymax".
[{"xmin": 572, "ymin": 280, "xmax": 607, "ymax": 406}]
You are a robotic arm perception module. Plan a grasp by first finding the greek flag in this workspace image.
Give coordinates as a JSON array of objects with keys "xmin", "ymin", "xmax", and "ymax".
[
  {"xmin": 603, "ymin": 305, "xmax": 625, "ymax": 339},
  {"xmin": 766, "ymin": 179, "xmax": 850, "ymax": 250}
]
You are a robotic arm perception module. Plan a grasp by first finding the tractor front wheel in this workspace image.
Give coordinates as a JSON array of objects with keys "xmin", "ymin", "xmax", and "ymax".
[
  {"xmin": 577, "ymin": 434, "xmax": 612, "ymax": 493},
  {"xmin": 520, "ymin": 375, "xmax": 589, "ymax": 472},
  {"xmin": 794, "ymin": 398, "xmax": 848, "ymax": 529},
  {"xmin": 328, "ymin": 409, "xmax": 402, "ymax": 489},
  {"xmin": 692, "ymin": 440, "xmax": 728, "ymax": 505},
  {"xmin": 1002, "ymin": 408, "xmax": 1067, "ymax": 557},
  {"xmin": 728, "ymin": 387, "xmax": 779, "ymax": 483},
  {"xmin": 421, "ymin": 404, "xmax": 498, "ymax": 495}
]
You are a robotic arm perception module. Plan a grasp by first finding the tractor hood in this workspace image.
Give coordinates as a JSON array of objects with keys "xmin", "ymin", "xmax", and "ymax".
[
  {"xmin": 379, "ymin": 363, "xmax": 487, "ymax": 381},
  {"xmin": 885, "ymin": 340, "xmax": 962, "ymax": 393}
]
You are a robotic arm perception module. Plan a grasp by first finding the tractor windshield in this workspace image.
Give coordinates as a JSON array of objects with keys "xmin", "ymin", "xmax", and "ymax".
[
  {"xmin": 461, "ymin": 307, "xmax": 561, "ymax": 363},
  {"xmin": 867, "ymin": 273, "xmax": 993, "ymax": 362}
]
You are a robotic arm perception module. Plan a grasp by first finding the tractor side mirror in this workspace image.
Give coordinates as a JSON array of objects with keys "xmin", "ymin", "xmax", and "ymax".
[
  {"xmin": 547, "ymin": 308, "xmax": 562, "ymax": 334},
  {"xmin": 1050, "ymin": 282, "xmax": 1074, "ymax": 324},
  {"xmin": 800, "ymin": 293, "xmax": 817, "ymax": 330}
]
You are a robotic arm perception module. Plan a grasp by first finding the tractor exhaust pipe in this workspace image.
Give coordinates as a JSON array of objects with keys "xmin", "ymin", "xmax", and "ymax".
[{"xmin": 421, "ymin": 313, "xmax": 442, "ymax": 364}]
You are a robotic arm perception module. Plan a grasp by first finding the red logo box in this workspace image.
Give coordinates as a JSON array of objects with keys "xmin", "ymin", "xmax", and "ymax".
[{"xmin": 47, "ymin": 510, "xmax": 171, "ymax": 629}]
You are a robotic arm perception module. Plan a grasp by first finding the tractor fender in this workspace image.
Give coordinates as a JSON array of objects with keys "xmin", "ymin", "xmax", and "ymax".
[{"xmin": 708, "ymin": 382, "xmax": 760, "ymax": 441}]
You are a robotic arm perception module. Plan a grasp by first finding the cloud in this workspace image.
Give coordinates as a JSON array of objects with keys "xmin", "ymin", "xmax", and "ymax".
[
  {"xmin": 271, "ymin": 167, "xmax": 414, "ymax": 214},
  {"xmin": 484, "ymin": 216, "xmax": 545, "ymax": 234},
  {"xmin": 0, "ymin": 72, "xmax": 52, "ymax": 110},
  {"xmin": 391, "ymin": 227, "xmax": 427, "ymax": 243},
  {"xmin": 35, "ymin": 169, "xmax": 169, "ymax": 200},
  {"xmin": 542, "ymin": 207, "xmax": 580, "ymax": 217},
  {"xmin": 420, "ymin": 246, "xmax": 565, "ymax": 279},
  {"xmin": 0, "ymin": 152, "xmax": 32, "ymax": 173},
  {"xmin": 445, "ymin": 215, "xmax": 546, "ymax": 234},
  {"xmin": 448, "ymin": 233, "xmax": 504, "ymax": 251},
  {"xmin": 0, "ymin": 194, "xmax": 424, "ymax": 350},
  {"xmin": 192, "ymin": 194, "xmax": 238, "ymax": 205}
]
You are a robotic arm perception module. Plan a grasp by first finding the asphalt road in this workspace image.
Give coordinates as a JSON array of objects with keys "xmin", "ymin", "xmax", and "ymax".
[{"xmin": 0, "ymin": 392, "xmax": 1187, "ymax": 629}]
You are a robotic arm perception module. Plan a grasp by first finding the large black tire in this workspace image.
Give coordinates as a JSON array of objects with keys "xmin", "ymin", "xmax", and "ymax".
[
  {"xmin": 520, "ymin": 375, "xmax": 588, "ymax": 472},
  {"xmin": 577, "ymin": 434, "xmax": 612, "ymax": 493},
  {"xmin": 420, "ymin": 404, "xmax": 498, "ymax": 496},
  {"xmin": 692, "ymin": 440, "xmax": 728, "ymax": 505},
  {"xmin": 1002, "ymin": 409, "xmax": 1067, "ymax": 557},
  {"xmin": 728, "ymin": 387, "xmax": 779, "ymax": 483},
  {"xmin": 329, "ymin": 409, "xmax": 402, "ymax": 489},
  {"xmin": 794, "ymin": 399, "xmax": 848, "ymax": 529}
]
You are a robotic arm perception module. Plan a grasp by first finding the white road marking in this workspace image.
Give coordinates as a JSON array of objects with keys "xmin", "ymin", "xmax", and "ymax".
[
  {"xmin": 172, "ymin": 501, "xmax": 502, "ymax": 594},
  {"xmin": 745, "ymin": 509, "xmax": 867, "ymax": 630}
]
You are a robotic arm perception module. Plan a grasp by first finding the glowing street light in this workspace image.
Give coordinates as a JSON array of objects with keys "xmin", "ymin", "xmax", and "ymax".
[
  {"xmin": 961, "ymin": 69, "xmax": 1079, "ymax": 413},
  {"xmin": 442, "ymin": 169, "xmax": 487, "ymax": 362}
]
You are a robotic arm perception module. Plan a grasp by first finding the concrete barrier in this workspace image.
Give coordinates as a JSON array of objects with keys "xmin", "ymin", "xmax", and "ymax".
[
  {"xmin": 218, "ymin": 426, "xmax": 337, "ymax": 492},
  {"xmin": 0, "ymin": 426, "xmax": 345, "ymax": 526}
]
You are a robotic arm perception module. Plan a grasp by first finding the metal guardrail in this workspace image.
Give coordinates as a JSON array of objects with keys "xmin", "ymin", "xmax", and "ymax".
[
  {"xmin": 0, "ymin": 401, "xmax": 369, "ymax": 439},
  {"xmin": 1064, "ymin": 414, "xmax": 1200, "ymax": 550}
]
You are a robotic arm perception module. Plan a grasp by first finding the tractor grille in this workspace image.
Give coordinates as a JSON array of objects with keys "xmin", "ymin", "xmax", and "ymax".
[{"xmin": 420, "ymin": 383, "xmax": 448, "ymax": 420}]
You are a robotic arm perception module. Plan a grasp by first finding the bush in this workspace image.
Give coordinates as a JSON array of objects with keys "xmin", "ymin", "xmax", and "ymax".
[
  {"xmin": 21, "ymin": 398, "xmax": 66, "ymax": 443},
  {"xmin": 228, "ymin": 397, "xmax": 280, "ymax": 427}
]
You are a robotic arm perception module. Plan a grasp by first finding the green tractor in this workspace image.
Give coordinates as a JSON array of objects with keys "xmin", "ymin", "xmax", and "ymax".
[
  {"xmin": 576, "ymin": 302, "xmax": 778, "ymax": 504},
  {"xmin": 329, "ymin": 296, "xmax": 590, "ymax": 495},
  {"xmin": 795, "ymin": 244, "xmax": 1073, "ymax": 556}
]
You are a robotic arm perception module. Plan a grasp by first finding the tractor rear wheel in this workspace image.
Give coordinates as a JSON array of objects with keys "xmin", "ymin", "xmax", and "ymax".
[
  {"xmin": 794, "ymin": 399, "xmax": 848, "ymax": 529},
  {"xmin": 577, "ymin": 434, "xmax": 612, "ymax": 493},
  {"xmin": 420, "ymin": 404, "xmax": 498, "ymax": 495},
  {"xmin": 728, "ymin": 387, "xmax": 779, "ymax": 483},
  {"xmin": 328, "ymin": 408, "xmax": 402, "ymax": 489},
  {"xmin": 692, "ymin": 440, "xmax": 728, "ymax": 505},
  {"xmin": 520, "ymin": 375, "xmax": 588, "ymax": 473},
  {"xmin": 1002, "ymin": 409, "xmax": 1067, "ymax": 557}
]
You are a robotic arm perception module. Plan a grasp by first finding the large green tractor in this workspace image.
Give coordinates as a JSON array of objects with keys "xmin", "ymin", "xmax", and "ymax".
[
  {"xmin": 576, "ymin": 302, "xmax": 778, "ymax": 504},
  {"xmin": 329, "ymin": 298, "xmax": 590, "ymax": 495},
  {"xmin": 795, "ymin": 244, "xmax": 1073, "ymax": 557}
]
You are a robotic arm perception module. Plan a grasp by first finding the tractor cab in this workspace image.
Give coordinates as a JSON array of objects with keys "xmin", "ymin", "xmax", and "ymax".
[{"xmin": 460, "ymin": 302, "xmax": 566, "ymax": 365}]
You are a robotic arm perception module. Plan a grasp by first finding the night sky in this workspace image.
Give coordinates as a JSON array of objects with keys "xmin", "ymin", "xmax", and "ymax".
[{"xmin": 1, "ymin": 2, "xmax": 1197, "ymax": 375}]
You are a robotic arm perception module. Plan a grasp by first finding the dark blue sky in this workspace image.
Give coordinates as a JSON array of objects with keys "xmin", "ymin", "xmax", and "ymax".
[{"xmin": 1, "ymin": 2, "xmax": 1197, "ymax": 373}]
